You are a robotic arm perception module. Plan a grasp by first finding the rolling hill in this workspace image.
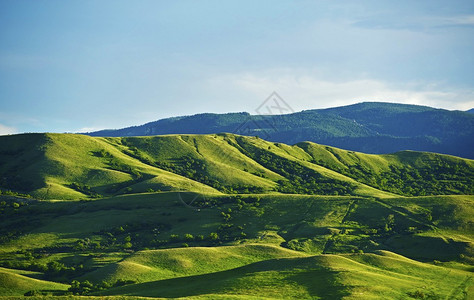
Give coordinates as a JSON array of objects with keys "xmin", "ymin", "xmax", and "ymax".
[
  {"xmin": 88, "ymin": 102, "xmax": 474, "ymax": 158},
  {"xmin": 0, "ymin": 133, "xmax": 472, "ymax": 200},
  {"xmin": 0, "ymin": 132, "xmax": 472, "ymax": 298},
  {"xmin": 0, "ymin": 267, "xmax": 68, "ymax": 296},
  {"xmin": 97, "ymin": 251, "xmax": 472, "ymax": 299},
  {"xmin": 0, "ymin": 191, "xmax": 473, "ymax": 298}
]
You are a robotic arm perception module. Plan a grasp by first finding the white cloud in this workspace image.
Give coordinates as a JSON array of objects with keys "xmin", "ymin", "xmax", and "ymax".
[
  {"xmin": 437, "ymin": 15, "xmax": 474, "ymax": 26},
  {"xmin": 0, "ymin": 124, "xmax": 18, "ymax": 135},
  {"xmin": 211, "ymin": 70, "xmax": 474, "ymax": 112},
  {"xmin": 72, "ymin": 127, "xmax": 106, "ymax": 133}
]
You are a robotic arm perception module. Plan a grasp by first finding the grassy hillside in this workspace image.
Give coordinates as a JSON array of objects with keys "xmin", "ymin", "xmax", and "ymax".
[
  {"xmin": 98, "ymin": 251, "xmax": 472, "ymax": 299},
  {"xmin": 0, "ymin": 133, "xmax": 472, "ymax": 200},
  {"xmin": 0, "ymin": 191, "xmax": 473, "ymax": 298},
  {"xmin": 297, "ymin": 142, "xmax": 474, "ymax": 195},
  {"xmin": 0, "ymin": 133, "xmax": 222, "ymax": 200},
  {"xmin": 0, "ymin": 132, "xmax": 472, "ymax": 298},
  {"xmin": 0, "ymin": 267, "xmax": 68, "ymax": 296},
  {"xmin": 81, "ymin": 244, "xmax": 308, "ymax": 284},
  {"xmin": 1, "ymin": 192, "xmax": 472, "ymax": 279}
]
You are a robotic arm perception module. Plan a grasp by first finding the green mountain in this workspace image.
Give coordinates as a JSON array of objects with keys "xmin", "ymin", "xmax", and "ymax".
[
  {"xmin": 88, "ymin": 102, "xmax": 474, "ymax": 159},
  {"xmin": 0, "ymin": 133, "xmax": 473, "ymax": 299}
]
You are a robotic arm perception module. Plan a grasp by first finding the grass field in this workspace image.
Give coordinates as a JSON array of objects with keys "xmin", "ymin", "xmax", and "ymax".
[{"xmin": 0, "ymin": 133, "xmax": 472, "ymax": 298}]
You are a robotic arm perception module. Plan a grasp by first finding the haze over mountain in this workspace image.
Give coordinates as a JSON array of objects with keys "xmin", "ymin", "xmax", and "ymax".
[{"xmin": 88, "ymin": 102, "xmax": 474, "ymax": 159}]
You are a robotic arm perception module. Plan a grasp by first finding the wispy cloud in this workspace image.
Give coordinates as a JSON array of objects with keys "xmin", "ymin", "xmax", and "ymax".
[
  {"xmin": 436, "ymin": 15, "xmax": 474, "ymax": 26},
  {"xmin": 214, "ymin": 70, "xmax": 474, "ymax": 111},
  {"xmin": 0, "ymin": 124, "xmax": 18, "ymax": 135},
  {"xmin": 352, "ymin": 14, "xmax": 474, "ymax": 31},
  {"xmin": 73, "ymin": 127, "xmax": 106, "ymax": 134}
]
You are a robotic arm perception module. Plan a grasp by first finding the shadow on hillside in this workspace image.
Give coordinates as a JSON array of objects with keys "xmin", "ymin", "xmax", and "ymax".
[
  {"xmin": 382, "ymin": 235, "xmax": 472, "ymax": 262},
  {"xmin": 98, "ymin": 256, "xmax": 350, "ymax": 299}
]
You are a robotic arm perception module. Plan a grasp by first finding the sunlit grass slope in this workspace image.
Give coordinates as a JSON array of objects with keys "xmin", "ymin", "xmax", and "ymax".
[
  {"xmin": 297, "ymin": 141, "xmax": 474, "ymax": 195},
  {"xmin": 98, "ymin": 250, "xmax": 472, "ymax": 299},
  {"xmin": 0, "ymin": 267, "xmax": 68, "ymax": 296},
  {"xmin": 1, "ymin": 133, "xmax": 472, "ymax": 200},
  {"xmin": 0, "ymin": 133, "xmax": 221, "ymax": 199},
  {"xmin": 82, "ymin": 244, "xmax": 308, "ymax": 284}
]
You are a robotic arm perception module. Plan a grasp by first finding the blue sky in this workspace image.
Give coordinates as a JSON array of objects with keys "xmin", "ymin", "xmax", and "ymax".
[{"xmin": 1, "ymin": 0, "xmax": 473, "ymax": 134}]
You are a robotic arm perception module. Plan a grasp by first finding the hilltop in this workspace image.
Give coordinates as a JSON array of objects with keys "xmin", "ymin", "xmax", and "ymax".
[{"xmin": 87, "ymin": 102, "xmax": 474, "ymax": 158}]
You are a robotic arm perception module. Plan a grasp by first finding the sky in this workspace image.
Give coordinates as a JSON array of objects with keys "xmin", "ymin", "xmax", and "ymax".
[{"xmin": 0, "ymin": 0, "xmax": 473, "ymax": 134}]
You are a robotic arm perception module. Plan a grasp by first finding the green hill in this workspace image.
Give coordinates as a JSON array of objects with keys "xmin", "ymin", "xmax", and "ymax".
[
  {"xmin": 81, "ymin": 244, "xmax": 308, "ymax": 284},
  {"xmin": 0, "ymin": 191, "xmax": 472, "ymax": 298},
  {"xmin": 0, "ymin": 133, "xmax": 222, "ymax": 200},
  {"xmin": 98, "ymin": 251, "xmax": 472, "ymax": 299},
  {"xmin": 0, "ymin": 267, "xmax": 68, "ymax": 296},
  {"xmin": 0, "ymin": 133, "xmax": 472, "ymax": 200},
  {"xmin": 0, "ymin": 132, "xmax": 472, "ymax": 298},
  {"xmin": 1, "ymin": 193, "xmax": 472, "ymax": 264}
]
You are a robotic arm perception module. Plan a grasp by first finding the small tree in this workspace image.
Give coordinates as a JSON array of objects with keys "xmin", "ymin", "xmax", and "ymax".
[
  {"xmin": 208, "ymin": 232, "xmax": 219, "ymax": 241},
  {"xmin": 69, "ymin": 280, "xmax": 94, "ymax": 295},
  {"xmin": 387, "ymin": 214, "xmax": 395, "ymax": 226},
  {"xmin": 24, "ymin": 290, "xmax": 41, "ymax": 296}
]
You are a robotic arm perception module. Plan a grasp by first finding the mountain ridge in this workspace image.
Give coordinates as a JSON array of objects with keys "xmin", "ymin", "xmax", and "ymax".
[{"xmin": 87, "ymin": 102, "xmax": 474, "ymax": 158}]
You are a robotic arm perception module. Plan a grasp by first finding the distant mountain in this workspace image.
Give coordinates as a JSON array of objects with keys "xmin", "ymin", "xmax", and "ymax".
[
  {"xmin": 467, "ymin": 108, "xmax": 474, "ymax": 114},
  {"xmin": 88, "ymin": 102, "xmax": 474, "ymax": 158}
]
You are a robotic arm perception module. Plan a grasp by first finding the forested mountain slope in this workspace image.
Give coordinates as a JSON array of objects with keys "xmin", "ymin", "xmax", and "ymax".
[{"xmin": 88, "ymin": 102, "xmax": 474, "ymax": 158}]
